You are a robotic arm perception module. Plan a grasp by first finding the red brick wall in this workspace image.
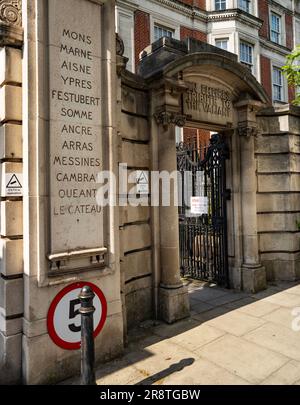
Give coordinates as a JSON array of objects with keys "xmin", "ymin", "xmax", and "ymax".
[
  {"xmin": 285, "ymin": 14, "xmax": 294, "ymax": 50},
  {"xmin": 260, "ymin": 55, "xmax": 272, "ymax": 100},
  {"xmin": 180, "ymin": 26, "xmax": 207, "ymax": 42},
  {"xmin": 179, "ymin": 0, "xmax": 193, "ymax": 5},
  {"xmin": 178, "ymin": 0, "xmax": 206, "ymax": 8},
  {"xmin": 134, "ymin": 11, "xmax": 150, "ymax": 71},
  {"xmin": 288, "ymin": 85, "xmax": 296, "ymax": 104},
  {"xmin": 183, "ymin": 128, "xmax": 210, "ymax": 146},
  {"xmin": 183, "ymin": 128, "xmax": 198, "ymax": 144},
  {"xmin": 258, "ymin": 0, "xmax": 269, "ymax": 39}
]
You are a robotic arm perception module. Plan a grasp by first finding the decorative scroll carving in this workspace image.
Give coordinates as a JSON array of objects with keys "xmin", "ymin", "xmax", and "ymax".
[
  {"xmin": 154, "ymin": 111, "xmax": 187, "ymax": 128},
  {"xmin": 237, "ymin": 126, "xmax": 258, "ymax": 137},
  {"xmin": 116, "ymin": 33, "xmax": 124, "ymax": 56},
  {"xmin": 0, "ymin": 0, "xmax": 21, "ymax": 26}
]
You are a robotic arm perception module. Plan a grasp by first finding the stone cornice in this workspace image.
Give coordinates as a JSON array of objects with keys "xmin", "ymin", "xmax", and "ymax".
[
  {"xmin": 268, "ymin": 0, "xmax": 294, "ymax": 16},
  {"xmin": 259, "ymin": 37, "xmax": 291, "ymax": 57},
  {"xmin": 207, "ymin": 9, "xmax": 263, "ymax": 30},
  {"xmin": 0, "ymin": 0, "xmax": 23, "ymax": 46}
]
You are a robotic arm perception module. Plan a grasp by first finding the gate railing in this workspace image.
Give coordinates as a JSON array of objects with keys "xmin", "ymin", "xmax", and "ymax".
[{"xmin": 176, "ymin": 134, "xmax": 229, "ymax": 287}]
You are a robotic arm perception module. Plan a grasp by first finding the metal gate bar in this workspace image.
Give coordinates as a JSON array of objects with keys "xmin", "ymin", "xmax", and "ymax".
[{"xmin": 177, "ymin": 133, "xmax": 229, "ymax": 287}]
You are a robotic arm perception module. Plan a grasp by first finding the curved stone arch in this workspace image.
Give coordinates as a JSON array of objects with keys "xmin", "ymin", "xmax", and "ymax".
[
  {"xmin": 140, "ymin": 40, "xmax": 270, "ymax": 321},
  {"xmin": 160, "ymin": 52, "xmax": 270, "ymax": 106}
]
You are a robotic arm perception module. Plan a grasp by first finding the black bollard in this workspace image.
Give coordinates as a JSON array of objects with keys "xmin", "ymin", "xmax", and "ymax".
[{"xmin": 79, "ymin": 285, "xmax": 96, "ymax": 385}]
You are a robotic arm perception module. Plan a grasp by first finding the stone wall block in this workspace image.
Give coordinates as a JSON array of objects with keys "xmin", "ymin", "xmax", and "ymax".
[
  {"xmin": 120, "ymin": 205, "xmax": 150, "ymax": 225},
  {"xmin": 257, "ymin": 193, "xmax": 300, "ymax": 212},
  {"xmin": 120, "ymin": 112, "xmax": 149, "ymax": 141},
  {"xmin": 0, "ymin": 332, "xmax": 22, "ymax": 384},
  {"xmin": 0, "ymin": 47, "xmax": 22, "ymax": 86},
  {"xmin": 121, "ymin": 140, "xmax": 149, "ymax": 167},
  {"xmin": 0, "ymin": 123, "xmax": 22, "ymax": 159},
  {"xmin": 259, "ymin": 233, "xmax": 299, "ymax": 252},
  {"xmin": 0, "ymin": 313, "xmax": 22, "ymax": 336},
  {"xmin": 121, "ymin": 249, "xmax": 152, "ymax": 282},
  {"xmin": 121, "ymin": 223, "xmax": 151, "ymax": 253},
  {"xmin": 0, "ymin": 238, "xmax": 23, "ymax": 276},
  {"xmin": 257, "ymin": 173, "xmax": 300, "ymax": 193},
  {"xmin": 0, "ymin": 201, "xmax": 23, "ymax": 236},
  {"xmin": 0, "ymin": 85, "xmax": 22, "ymax": 122},
  {"xmin": 258, "ymin": 212, "xmax": 300, "ymax": 232},
  {"xmin": 0, "ymin": 277, "xmax": 24, "ymax": 317}
]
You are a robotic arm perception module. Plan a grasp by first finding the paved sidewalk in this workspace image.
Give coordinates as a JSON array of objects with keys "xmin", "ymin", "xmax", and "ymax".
[{"xmin": 63, "ymin": 280, "xmax": 300, "ymax": 385}]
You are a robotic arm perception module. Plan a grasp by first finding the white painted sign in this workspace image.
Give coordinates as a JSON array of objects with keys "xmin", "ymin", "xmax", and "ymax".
[
  {"xmin": 5, "ymin": 173, "xmax": 23, "ymax": 196},
  {"xmin": 47, "ymin": 282, "xmax": 107, "ymax": 350},
  {"xmin": 190, "ymin": 196, "xmax": 208, "ymax": 215},
  {"xmin": 136, "ymin": 170, "xmax": 149, "ymax": 194}
]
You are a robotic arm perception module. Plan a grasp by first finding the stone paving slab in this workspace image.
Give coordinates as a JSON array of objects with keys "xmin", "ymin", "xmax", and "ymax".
[
  {"xmin": 188, "ymin": 287, "xmax": 229, "ymax": 302},
  {"xmin": 262, "ymin": 307, "xmax": 295, "ymax": 329},
  {"xmin": 244, "ymin": 322, "xmax": 300, "ymax": 361},
  {"xmin": 158, "ymin": 357, "xmax": 249, "ymax": 385},
  {"xmin": 190, "ymin": 300, "xmax": 215, "ymax": 315},
  {"xmin": 166, "ymin": 323, "xmax": 226, "ymax": 352},
  {"xmin": 203, "ymin": 310, "xmax": 267, "ymax": 337},
  {"xmin": 259, "ymin": 291, "xmax": 300, "ymax": 308},
  {"xmin": 196, "ymin": 334, "xmax": 289, "ymax": 384},
  {"xmin": 260, "ymin": 360, "xmax": 300, "ymax": 385},
  {"xmin": 232, "ymin": 299, "xmax": 280, "ymax": 318}
]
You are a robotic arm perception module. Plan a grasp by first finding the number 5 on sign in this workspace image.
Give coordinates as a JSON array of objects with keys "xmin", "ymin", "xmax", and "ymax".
[{"xmin": 47, "ymin": 282, "xmax": 107, "ymax": 350}]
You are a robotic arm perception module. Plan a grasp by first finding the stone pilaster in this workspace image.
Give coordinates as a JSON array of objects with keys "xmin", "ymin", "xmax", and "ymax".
[
  {"xmin": 151, "ymin": 79, "xmax": 190, "ymax": 324},
  {"xmin": 235, "ymin": 99, "xmax": 266, "ymax": 293},
  {"xmin": 0, "ymin": 0, "xmax": 23, "ymax": 385}
]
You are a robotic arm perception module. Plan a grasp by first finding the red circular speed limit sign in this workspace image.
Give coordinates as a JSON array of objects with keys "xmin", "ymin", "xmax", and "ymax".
[{"xmin": 47, "ymin": 282, "xmax": 107, "ymax": 350}]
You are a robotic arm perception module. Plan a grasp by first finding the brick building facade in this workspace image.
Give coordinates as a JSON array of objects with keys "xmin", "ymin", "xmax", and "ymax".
[{"xmin": 116, "ymin": 0, "xmax": 300, "ymax": 144}]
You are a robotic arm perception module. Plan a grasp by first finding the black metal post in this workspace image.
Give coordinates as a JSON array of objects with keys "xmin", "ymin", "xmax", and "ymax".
[{"xmin": 79, "ymin": 285, "xmax": 96, "ymax": 385}]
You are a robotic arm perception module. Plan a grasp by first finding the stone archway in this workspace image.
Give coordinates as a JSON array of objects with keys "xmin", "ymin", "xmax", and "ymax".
[{"xmin": 138, "ymin": 37, "xmax": 270, "ymax": 323}]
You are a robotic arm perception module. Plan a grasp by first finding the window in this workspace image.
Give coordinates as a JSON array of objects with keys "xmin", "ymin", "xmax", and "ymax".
[
  {"xmin": 270, "ymin": 12, "xmax": 281, "ymax": 44},
  {"xmin": 240, "ymin": 41, "xmax": 253, "ymax": 71},
  {"xmin": 238, "ymin": 0, "xmax": 251, "ymax": 13},
  {"xmin": 154, "ymin": 25, "xmax": 174, "ymax": 42},
  {"xmin": 215, "ymin": 0, "xmax": 226, "ymax": 11},
  {"xmin": 215, "ymin": 38, "xmax": 228, "ymax": 50},
  {"xmin": 273, "ymin": 66, "xmax": 283, "ymax": 101}
]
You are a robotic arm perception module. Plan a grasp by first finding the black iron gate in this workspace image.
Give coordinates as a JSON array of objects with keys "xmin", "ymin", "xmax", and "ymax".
[{"xmin": 177, "ymin": 133, "xmax": 229, "ymax": 287}]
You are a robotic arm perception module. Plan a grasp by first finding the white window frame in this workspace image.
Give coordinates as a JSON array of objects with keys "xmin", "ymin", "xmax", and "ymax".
[
  {"xmin": 215, "ymin": 0, "xmax": 227, "ymax": 11},
  {"xmin": 239, "ymin": 40, "xmax": 254, "ymax": 72},
  {"xmin": 215, "ymin": 38, "xmax": 229, "ymax": 50},
  {"xmin": 238, "ymin": 0, "xmax": 251, "ymax": 13},
  {"xmin": 270, "ymin": 12, "xmax": 281, "ymax": 44},
  {"xmin": 154, "ymin": 24, "xmax": 175, "ymax": 42},
  {"xmin": 272, "ymin": 65, "xmax": 286, "ymax": 103},
  {"xmin": 150, "ymin": 16, "xmax": 180, "ymax": 44},
  {"xmin": 269, "ymin": 6, "xmax": 286, "ymax": 46}
]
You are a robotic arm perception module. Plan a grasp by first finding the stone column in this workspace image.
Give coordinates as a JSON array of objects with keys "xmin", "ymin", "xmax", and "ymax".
[
  {"xmin": 236, "ymin": 100, "xmax": 266, "ymax": 293},
  {"xmin": 154, "ymin": 111, "xmax": 190, "ymax": 323},
  {"xmin": 0, "ymin": 0, "xmax": 23, "ymax": 385}
]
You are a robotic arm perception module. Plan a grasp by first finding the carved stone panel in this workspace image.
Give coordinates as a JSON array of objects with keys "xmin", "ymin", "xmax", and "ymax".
[
  {"xmin": 183, "ymin": 81, "xmax": 234, "ymax": 127},
  {"xmin": 48, "ymin": 0, "xmax": 103, "ymax": 254},
  {"xmin": 0, "ymin": 0, "xmax": 21, "ymax": 26}
]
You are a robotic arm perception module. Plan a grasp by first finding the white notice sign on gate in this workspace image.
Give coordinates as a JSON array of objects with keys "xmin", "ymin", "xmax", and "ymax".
[{"xmin": 190, "ymin": 196, "xmax": 208, "ymax": 215}]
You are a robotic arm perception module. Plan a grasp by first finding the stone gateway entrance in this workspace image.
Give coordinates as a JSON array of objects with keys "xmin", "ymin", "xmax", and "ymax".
[
  {"xmin": 1, "ymin": 0, "xmax": 300, "ymax": 385},
  {"xmin": 177, "ymin": 134, "xmax": 229, "ymax": 287}
]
